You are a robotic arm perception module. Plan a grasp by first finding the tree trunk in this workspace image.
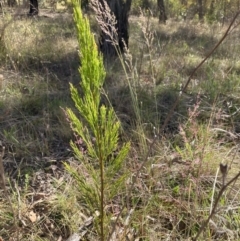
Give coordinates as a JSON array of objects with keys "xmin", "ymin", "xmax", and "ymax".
[
  {"xmin": 142, "ymin": 0, "xmax": 150, "ymax": 10},
  {"xmin": 98, "ymin": 0, "xmax": 132, "ymax": 57},
  {"xmin": 29, "ymin": 0, "xmax": 38, "ymax": 15},
  {"xmin": 197, "ymin": 0, "xmax": 204, "ymax": 21},
  {"xmin": 208, "ymin": 0, "xmax": 215, "ymax": 16},
  {"xmin": 209, "ymin": 0, "xmax": 215, "ymax": 14},
  {"xmin": 157, "ymin": 0, "xmax": 167, "ymax": 24},
  {"xmin": 7, "ymin": 0, "xmax": 16, "ymax": 7},
  {"xmin": 81, "ymin": 0, "xmax": 89, "ymax": 11}
]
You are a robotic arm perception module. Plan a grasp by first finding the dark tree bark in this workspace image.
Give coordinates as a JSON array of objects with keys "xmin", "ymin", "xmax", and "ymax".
[
  {"xmin": 157, "ymin": 0, "xmax": 167, "ymax": 24},
  {"xmin": 208, "ymin": 0, "xmax": 215, "ymax": 17},
  {"xmin": 81, "ymin": 0, "xmax": 89, "ymax": 11},
  {"xmin": 98, "ymin": 0, "xmax": 132, "ymax": 57},
  {"xmin": 29, "ymin": 0, "xmax": 38, "ymax": 16},
  {"xmin": 7, "ymin": 0, "xmax": 16, "ymax": 7},
  {"xmin": 142, "ymin": 0, "xmax": 150, "ymax": 10},
  {"xmin": 209, "ymin": 0, "xmax": 215, "ymax": 14},
  {"xmin": 197, "ymin": 0, "xmax": 204, "ymax": 21}
]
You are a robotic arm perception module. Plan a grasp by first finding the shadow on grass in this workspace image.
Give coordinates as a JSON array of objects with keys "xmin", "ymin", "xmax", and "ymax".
[
  {"xmin": 155, "ymin": 23, "xmax": 217, "ymax": 53},
  {"xmin": 105, "ymin": 80, "xmax": 189, "ymax": 135},
  {"xmin": 3, "ymin": 11, "xmax": 80, "ymax": 83}
]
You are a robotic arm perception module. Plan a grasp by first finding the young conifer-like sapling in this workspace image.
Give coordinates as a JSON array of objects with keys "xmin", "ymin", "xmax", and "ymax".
[{"xmin": 65, "ymin": 0, "xmax": 130, "ymax": 240}]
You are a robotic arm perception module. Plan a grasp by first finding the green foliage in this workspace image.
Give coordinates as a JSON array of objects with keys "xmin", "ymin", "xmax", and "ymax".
[
  {"xmin": 168, "ymin": 0, "xmax": 188, "ymax": 19},
  {"xmin": 65, "ymin": 0, "xmax": 130, "ymax": 239}
]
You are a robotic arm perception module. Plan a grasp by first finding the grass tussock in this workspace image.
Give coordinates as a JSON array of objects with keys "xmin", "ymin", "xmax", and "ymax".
[{"xmin": 0, "ymin": 4, "xmax": 240, "ymax": 241}]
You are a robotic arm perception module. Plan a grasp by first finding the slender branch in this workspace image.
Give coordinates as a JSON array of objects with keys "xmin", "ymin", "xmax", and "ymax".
[
  {"xmin": 99, "ymin": 151, "xmax": 105, "ymax": 241},
  {"xmin": 160, "ymin": 10, "xmax": 240, "ymax": 134},
  {"xmin": 192, "ymin": 170, "xmax": 240, "ymax": 241}
]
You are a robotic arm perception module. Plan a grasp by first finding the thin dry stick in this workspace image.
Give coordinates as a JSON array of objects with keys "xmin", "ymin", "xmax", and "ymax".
[
  {"xmin": 192, "ymin": 169, "xmax": 240, "ymax": 241},
  {"xmin": 224, "ymin": 145, "xmax": 239, "ymax": 198},
  {"xmin": 108, "ymin": 10, "xmax": 240, "ymax": 241},
  {"xmin": 210, "ymin": 167, "xmax": 219, "ymax": 214},
  {"xmin": 0, "ymin": 147, "xmax": 6, "ymax": 188},
  {"xmin": 160, "ymin": 10, "xmax": 240, "ymax": 134}
]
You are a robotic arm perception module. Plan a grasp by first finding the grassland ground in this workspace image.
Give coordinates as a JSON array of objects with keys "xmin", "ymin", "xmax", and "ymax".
[{"xmin": 0, "ymin": 7, "xmax": 240, "ymax": 240}]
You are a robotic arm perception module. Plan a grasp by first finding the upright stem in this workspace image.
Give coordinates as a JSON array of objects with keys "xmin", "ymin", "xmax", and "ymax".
[
  {"xmin": 97, "ymin": 129, "xmax": 105, "ymax": 241},
  {"xmin": 192, "ymin": 171, "xmax": 240, "ymax": 241},
  {"xmin": 197, "ymin": 0, "xmax": 204, "ymax": 21},
  {"xmin": 100, "ymin": 155, "xmax": 104, "ymax": 241}
]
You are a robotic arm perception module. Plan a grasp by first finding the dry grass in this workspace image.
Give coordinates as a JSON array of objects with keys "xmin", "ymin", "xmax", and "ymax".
[{"xmin": 0, "ymin": 6, "xmax": 239, "ymax": 241}]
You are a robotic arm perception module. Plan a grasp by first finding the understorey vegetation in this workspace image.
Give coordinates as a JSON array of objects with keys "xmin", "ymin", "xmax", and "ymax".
[{"xmin": 0, "ymin": 0, "xmax": 240, "ymax": 240}]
